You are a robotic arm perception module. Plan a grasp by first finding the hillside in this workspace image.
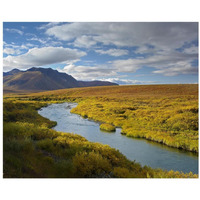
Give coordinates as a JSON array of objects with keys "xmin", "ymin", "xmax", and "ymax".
[
  {"xmin": 29, "ymin": 84, "xmax": 198, "ymax": 99},
  {"xmin": 3, "ymin": 67, "xmax": 118, "ymax": 93}
]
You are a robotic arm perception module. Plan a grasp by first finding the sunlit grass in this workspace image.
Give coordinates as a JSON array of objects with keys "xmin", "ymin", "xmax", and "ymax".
[{"xmin": 100, "ymin": 123, "xmax": 116, "ymax": 132}]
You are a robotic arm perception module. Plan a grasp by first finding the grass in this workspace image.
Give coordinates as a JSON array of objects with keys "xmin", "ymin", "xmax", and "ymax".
[
  {"xmin": 3, "ymin": 84, "xmax": 198, "ymax": 178},
  {"xmin": 71, "ymin": 96, "xmax": 198, "ymax": 152},
  {"xmin": 100, "ymin": 123, "xmax": 116, "ymax": 132}
]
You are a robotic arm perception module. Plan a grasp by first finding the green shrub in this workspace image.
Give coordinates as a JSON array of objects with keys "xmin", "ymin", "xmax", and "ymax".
[
  {"xmin": 113, "ymin": 167, "xmax": 131, "ymax": 178},
  {"xmin": 36, "ymin": 138, "xmax": 54, "ymax": 152}
]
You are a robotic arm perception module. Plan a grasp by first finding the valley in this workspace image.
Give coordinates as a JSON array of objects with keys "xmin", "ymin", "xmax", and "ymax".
[{"xmin": 3, "ymin": 84, "xmax": 198, "ymax": 178}]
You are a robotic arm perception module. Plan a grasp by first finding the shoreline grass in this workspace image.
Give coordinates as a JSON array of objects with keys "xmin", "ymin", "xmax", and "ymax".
[{"xmin": 100, "ymin": 123, "xmax": 116, "ymax": 132}]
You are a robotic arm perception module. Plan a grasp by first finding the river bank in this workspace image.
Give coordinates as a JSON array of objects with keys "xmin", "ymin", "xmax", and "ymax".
[{"xmin": 39, "ymin": 102, "xmax": 198, "ymax": 174}]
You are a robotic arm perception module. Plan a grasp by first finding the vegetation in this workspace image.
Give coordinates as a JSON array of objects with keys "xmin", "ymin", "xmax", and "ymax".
[
  {"xmin": 3, "ymin": 84, "xmax": 198, "ymax": 178},
  {"xmin": 71, "ymin": 97, "xmax": 198, "ymax": 152},
  {"xmin": 100, "ymin": 123, "xmax": 116, "ymax": 132},
  {"xmin": 28, "ymin": 84, "xmax": 198, "ymax": 152}
]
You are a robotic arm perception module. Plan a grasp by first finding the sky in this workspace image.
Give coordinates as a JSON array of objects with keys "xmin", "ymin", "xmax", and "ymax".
[{"xmin": 3, "ymin": 22, "xmax": 198, "ymax": 85}]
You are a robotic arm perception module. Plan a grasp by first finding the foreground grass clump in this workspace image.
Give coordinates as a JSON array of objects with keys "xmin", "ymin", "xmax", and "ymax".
[{"xmin": 100, "ymin": 123, "xmax": 116, "ymax": 132}]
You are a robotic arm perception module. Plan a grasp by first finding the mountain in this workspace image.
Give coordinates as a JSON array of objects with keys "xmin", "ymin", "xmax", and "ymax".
[
  {"xmin": 3, "ymin": 67, "xmax": 118, "ymax": 93},
  {"xmin": 3, "ymin": 68, "xmax": 22, "ymax": 76}
]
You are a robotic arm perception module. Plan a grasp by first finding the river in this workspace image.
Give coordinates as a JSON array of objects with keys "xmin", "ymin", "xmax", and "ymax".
[{"xmin": 38, "ymin": 102, "xmax": 198, "ymax": 174}]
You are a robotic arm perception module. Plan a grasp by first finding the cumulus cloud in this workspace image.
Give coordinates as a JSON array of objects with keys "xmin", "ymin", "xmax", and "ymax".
[
  {"xmin": 3, "ymin": 47, "xmax": 86, "ymax": 71},
  {"xmin": 95, "ymin": 49, "xmax": 129, "ymax": 57},
  {"xmin": 3, "ymin": 48, "xmax": 16, "ymax": 55},
  {"xmin": 57, "ymin": 46, "xmax": 197, "ymax": 80},
  {"xmin": 44, "ymin": 22, "xmax": 198, "ymax": 77},
  {"xmin": 3, "ymin": 48, "xmax": 22, "ymax": 55},
  {"xmin": 74, "ymin": 35, "xmax": 97, "ymax": 48},
  {"xmin": 3, "ymin": 41, "xmax": 35, "ymax": 50},
  {"xmin": 59, "ymin": 64, "xmax": 117, "ymax": 80},
  {"xmin": 26, "ymin": 36, "xmax": 62, "ymax": 46},
  {"xmin": 153, "ymin": 62, "xmax": 198, "ymax": 76},
  {"xmin": 3, "ymin": 42, "xmax": 31, "ymax": 56},
  {"xmin": 110, "ymin": 50, "xmax": 198, "ymax": 76},
  {"xmin": 111, "ymin": 59, "xmax": 141, "ymax": 72},
  {"xmin": 46, "ymin": 22, "xmax": 198, "ymax": 49},
  {"xmin": 4, "ymin": 28, "xmax": 23, "ymax": 35},
  {"xmin": 27, "ymin": 37, "xmax": 47, "ymax": 44}
]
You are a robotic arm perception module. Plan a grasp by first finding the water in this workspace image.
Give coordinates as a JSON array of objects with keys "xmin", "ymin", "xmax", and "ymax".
[{"xmin": 38, "ymin": 102, "xmax": 198, "ymax": 174}]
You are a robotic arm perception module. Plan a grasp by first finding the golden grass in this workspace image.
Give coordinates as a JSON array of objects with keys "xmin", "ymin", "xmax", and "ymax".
[
  {"xmin": 100, "ymin": 123, "xmax": 116, "ymax": 132},
  {"xmin": 26, "ymin": 84, "xmax": 198, "ymax": 98}
]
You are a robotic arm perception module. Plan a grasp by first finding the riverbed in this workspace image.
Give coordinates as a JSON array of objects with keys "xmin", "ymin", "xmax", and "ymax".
[{"xmin": 38, "ymin": 102, "xmax": 198, "ymax": 174}]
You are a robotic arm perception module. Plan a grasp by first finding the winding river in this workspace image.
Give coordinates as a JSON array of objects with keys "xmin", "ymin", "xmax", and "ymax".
[{"xmin": 38, "ymin": 102, "xmax": 198, "ymax": 174}]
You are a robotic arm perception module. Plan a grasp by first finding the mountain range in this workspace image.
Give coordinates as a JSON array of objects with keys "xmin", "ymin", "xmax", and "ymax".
[{"xmin": 3, "ymin": 67, "xmax": 118, "ymax": 93}]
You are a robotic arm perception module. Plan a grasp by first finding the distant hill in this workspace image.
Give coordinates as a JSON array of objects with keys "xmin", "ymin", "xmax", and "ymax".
[
  {"xmin": 3, "ymin": 67, "xmax": 118, "ymax": 93},
  {"xmin": 78, "ymin": 80, "xmax": 117, "ymax": 87}
]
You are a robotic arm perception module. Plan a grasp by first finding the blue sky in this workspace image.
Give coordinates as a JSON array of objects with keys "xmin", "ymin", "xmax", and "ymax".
[{"xmin": 3, "ymin": 22, "xmax": 198, "ymax": 84}]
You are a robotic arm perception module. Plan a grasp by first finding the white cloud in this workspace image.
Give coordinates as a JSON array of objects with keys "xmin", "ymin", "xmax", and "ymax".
[
  {"xmin": 3, "ymin": 48, "xmax": 16, "ymax": 55},
  {"xmin": 183, "ymin": 45, "xmax": 198, "ymax": 54},
  {"xmin": 74, "ymin": 35, "xmax": 97, "ymax": 48},
  {"xmin": 134, "ymin": 45, "xmax": 162, "ymax": 54},
  {"xmin": 27, "ymin": 37, "xmax": 47, "ymax": 44},
  {"xmin": 3, "ymin": 48, "xmax": 22, "ymax": 55},
  {"xmin": 153, "ymin": 62, "xmax": 198, "ymax": 76},
  {"xmin": 95, "ymin": 49, "xmax": 129, "ymax": 57},
  {"xmin": 5, "ymin": 28, "xmax": 23, "ymax": 35},
  {"xmin": 110, "ymin": 50, "xmax": 198, "ymax": 76},
  {"xmin": 3, "ymin": 47, "xmax": 86, "ymax": 71},
  {"xmin": 26, "ymin": 35, "xmax": 63, "ymax": 47},
  {"xmin": 111, "ymin": 58, "xmax": 141, "ymax": 72},
  {"xmin": 59, "ymin": 64, "xmax": 117, "ymax": 80},
  {"xmin": 24, "ymin": 43, "xmax": 37, "ymax": 48},
  {"xmin": 3, "ymin": 41, "xmax": 34, "ymax": 50},
  {"xmin": 38, "ymin": 22, "xmax": 63, "ymax": 30},
  {"xmin": 98, "ymin": 78, "xmax": 157, "ymax": 85}
]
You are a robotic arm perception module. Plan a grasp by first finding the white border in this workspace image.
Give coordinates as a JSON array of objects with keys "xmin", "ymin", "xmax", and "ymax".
[{"xmin": 0, "ymin": 1, "xmax": 199, "ymax": 200}]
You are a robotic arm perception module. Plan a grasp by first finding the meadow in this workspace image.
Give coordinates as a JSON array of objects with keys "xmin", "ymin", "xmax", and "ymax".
[{"xmin": 3, "ymin": 84, "xmax": 198, "ymax": 178}]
